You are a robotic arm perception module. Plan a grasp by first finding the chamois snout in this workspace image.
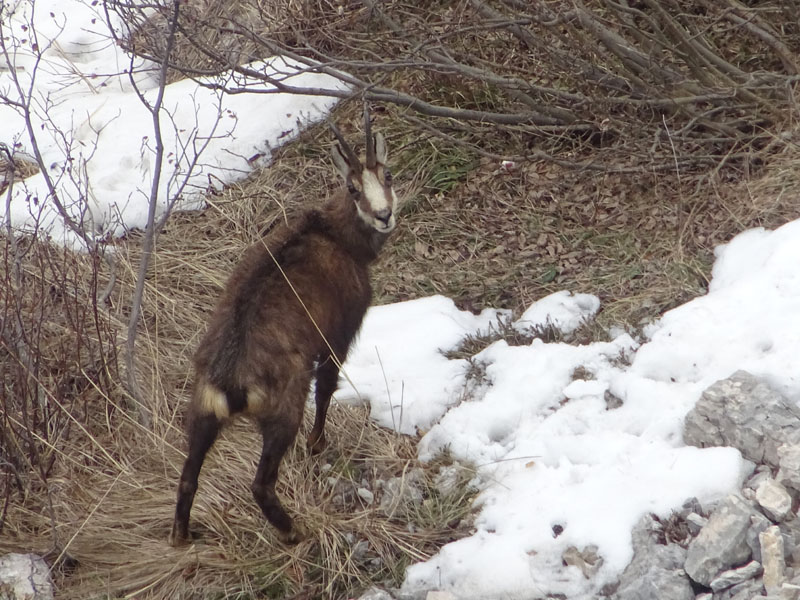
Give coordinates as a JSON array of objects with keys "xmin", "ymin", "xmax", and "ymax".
[{"xmin": 375, "ymin": 208, "xmax": 392, "ymax": 225}]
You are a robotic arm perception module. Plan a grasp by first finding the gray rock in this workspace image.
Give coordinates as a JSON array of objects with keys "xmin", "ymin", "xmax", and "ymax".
[
  {"xmin": 357, "ymin": 587, "xmax": 395, "ymax": 600},
  {"xmin": 685, "ymin": 512, "xmax": 708, "ymax": 536},
  {"xmin": 679, "ymin": 497, "xmax": 705, "ymax": 518},
  {"xmin": 778, "ymin": 444, "xmax": 800, "ymax": 495},
  {"xmin": 0, "ymin": 554, "xmax": 54, "ymax": 600},
  {"xmin": 780, "ymin": 518, "xmax": 800, "ymax": 565},
  {"xmin": 745, "ymin": 464, "xmax": 774, "ymax": 493},
  {"xmin": 709, "ymin": 560, "xmax": 762, "ymax": 592},
  {"xmin": 762, "ymin": 525, "xmax": 787, "ymax": 595},
  {"xmin": 683, "ymin": 371, "xmax": 800, "ymax": 467},
  {"xmin": 612, "ymin": 515, "xmax": 693, "ymax": 600},
  {"xmin": 357, "ymin": 487, "xmax": 375, "ymax": 505},
  {"xmin": 425, "ymin": 593, "xmax": 457, "ymax": 600},
  {"xmin": 380, "ymin": 468, "xmax": 425, "ymax": 517},
  {"xmin": 727, "ymin": 579, "xmax": 767, "ymax": 600},
  {"xmin": 684, "ymin": 494, "xmax": 757, "ymax": 586},
  {"xmin": 352, "ymin": 540, "xmax": 371, "ymax": 560},
  {"xmin": 757, "ymin": 479, "xmax": 794, "ymax": 522},
  {"xmin": 433, "ymin": 465, "xmax": 463, "ymax": 497},
  {"xmin": 782, "ymin": 583, "xmax": 800, "ymax": 600},
  {"xmin": 748, "ymin": 511, "xmax": 772, "ymax": 563}
]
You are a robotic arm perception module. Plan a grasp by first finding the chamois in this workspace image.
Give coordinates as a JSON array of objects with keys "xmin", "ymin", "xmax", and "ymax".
[{"xmin": 169, "ymin": 108, "xmax": 398, "ymax": 546}]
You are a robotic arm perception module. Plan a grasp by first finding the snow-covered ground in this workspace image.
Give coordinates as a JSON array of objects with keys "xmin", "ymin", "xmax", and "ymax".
[
  {"xmin": 344, "ymin": 234, "xmax": 800, "ymax": 597},
  {"xmin": 0, "ymin": 0, "xmax": 345, "ymax": 248},
  {"xmin": 4, "ymin": 1, "xmax": 800, "ymax": 598}
]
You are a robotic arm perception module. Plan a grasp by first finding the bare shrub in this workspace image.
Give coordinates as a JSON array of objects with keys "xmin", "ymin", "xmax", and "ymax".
[{"xmin": 0, "ymin": 228, "xmax": 118, "ymax": 549}]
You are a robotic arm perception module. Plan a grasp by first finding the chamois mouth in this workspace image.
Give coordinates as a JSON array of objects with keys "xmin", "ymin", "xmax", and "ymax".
[{"xmin": 372, "ymin": 220, "xmax": 395, "ymax": 233}]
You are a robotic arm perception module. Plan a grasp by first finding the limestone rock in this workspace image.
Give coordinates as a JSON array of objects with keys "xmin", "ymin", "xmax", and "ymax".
[
  {"xmin": 748, "ymin": 511, "xmax": 772, "ymax": 563},
  {"xmin": 612, "ymin": 515, "xmax": 693, "ymax": 600},
  {"xmin": 357, "ymin": 487, "xmax": 375, "ymax": 505},
  {"xmin": 727, "ymin": 579, "xmax": 769, "ymax": 600},
  {"xmin": 380, "ymin": 468, "xmax": 425, "ymax": 518},
  {"xmin": 756, "ymin": 478, "xmax": 794, "ymax": 522},
  {"xmin": 425, "ymin": 593, "xmax": 456, "ymax": 600},
  {"xmin": 683, "ymin": 371, "xmax": 800, "ymax": 467},
  {"xmin": 357, "ymin": 587, "xmax": 395, "ymax": 600},
  {"xmin": 685, "ymin": 512, "xmax": 708, "ymax": 536},
  {"xmin": 778, "ymin": 444, "xmax": 800, "ymax": 495},
  {"xmin": 0, "ymin": 554, "xmax": 54, "ymax": 600},
  {"xmin": 782, "ymin": 583, "xmax": 800, "ymax": 600},
  {"xmin": 433, "ymin": 465, "xmax": 463, "ymax": 497},
  {"xmin": 761, "ymin": 525, "xmax": 787, "ymax": 595},
  {"xmin": 709, "ymin": 560, "xmax": 762, "ymax": 592},
  {"xmin": 684, "ymin": 494, "xmax": 757, "ymax": 586}
]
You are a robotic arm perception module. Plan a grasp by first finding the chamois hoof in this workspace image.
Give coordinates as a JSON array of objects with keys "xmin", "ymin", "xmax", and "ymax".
[
  {"xmin": 168, "ymin": 527, "xmax": 191, "ymax": 548},
  {"xmin": 278, "ymin": 523, "xmax": 307, "ymax": 545},
  {"xmin": 306, "ymin": 432, "xmax": 327, "ymax": 455}
]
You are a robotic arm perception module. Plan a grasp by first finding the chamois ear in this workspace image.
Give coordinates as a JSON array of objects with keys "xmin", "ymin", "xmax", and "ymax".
[
  {"xmin": 331, "ymin": 144, "xmax": 352, "ymax": 181},
  {"xmin": 374, "ymin": 133, "xmax": 388, "ymax": 165}
]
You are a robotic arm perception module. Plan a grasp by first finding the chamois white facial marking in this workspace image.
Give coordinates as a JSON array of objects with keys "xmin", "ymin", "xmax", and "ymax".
[{"xmin": 357, "ymin": 168, "xmax": 397, "ymax": 232}]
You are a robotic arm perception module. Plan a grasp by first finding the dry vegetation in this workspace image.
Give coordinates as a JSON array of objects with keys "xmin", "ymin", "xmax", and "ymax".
[{"xmin": 3, "ymin": 0, "xmax": 800, "ymax": 598}]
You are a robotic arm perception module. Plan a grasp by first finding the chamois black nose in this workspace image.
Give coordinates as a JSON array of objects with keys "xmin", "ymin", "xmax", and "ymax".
[{"xmin": 375, "ymin": 209, "xmax": 392, "ymax": 225}]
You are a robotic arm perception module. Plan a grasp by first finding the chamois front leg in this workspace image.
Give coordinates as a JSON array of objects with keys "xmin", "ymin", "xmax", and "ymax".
[{"xmin": 307, "ymin": 353, "xmax": 340, "ymax": 454}]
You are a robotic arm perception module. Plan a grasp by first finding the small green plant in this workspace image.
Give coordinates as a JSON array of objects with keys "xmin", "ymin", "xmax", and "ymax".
[{"xmin": 426, "ymin": 149, "xmax": 478, "ymax": 196}]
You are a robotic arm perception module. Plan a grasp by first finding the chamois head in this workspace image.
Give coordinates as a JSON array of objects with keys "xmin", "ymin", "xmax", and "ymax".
[{"xmin": 330, "ymin": 106, "xmax": 398, "ymax": 234}]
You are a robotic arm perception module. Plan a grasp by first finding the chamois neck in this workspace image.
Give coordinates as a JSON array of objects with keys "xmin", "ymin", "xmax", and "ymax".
[{"xmin": 319, "ymin": 191, "xmax": 389, "ymax": 263}]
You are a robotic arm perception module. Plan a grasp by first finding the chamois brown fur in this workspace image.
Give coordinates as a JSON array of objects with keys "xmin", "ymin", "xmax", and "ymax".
[{"xmin": 170, "ymin": 119, "xmax": 397, "ymax": 546}]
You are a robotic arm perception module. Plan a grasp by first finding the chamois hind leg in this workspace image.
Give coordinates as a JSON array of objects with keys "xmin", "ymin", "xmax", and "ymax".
[
  {"xmin": 170, "ymin": 411, "xmax": 221, "ymax": 546},
  {"xmin": 252, "ymin": 413, "xmax": 304, "ymax": 543},
  {"xmin": 307, "ymin": 354, "xmax": 340, "ymax": 454}
]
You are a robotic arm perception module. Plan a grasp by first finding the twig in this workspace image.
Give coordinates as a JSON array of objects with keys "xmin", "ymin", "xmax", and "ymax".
[{"xmin": 123, "ymin": 0, "xmax": 182, "ymax": 427}]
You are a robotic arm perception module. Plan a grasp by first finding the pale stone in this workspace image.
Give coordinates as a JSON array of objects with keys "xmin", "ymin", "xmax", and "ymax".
[
  {"xmin": 757, "ymin": 479, "xmax": 793, "ymax": 522},
  {"xmin": 684, "ymin": 371, "xmax": 800, "ymax": 467},
  {"xmin": 357, "ymin": 487, "xmax": 375, "ymax": 504},
  {"xmin": 614, "ymin": 515, "xmax": 693, "ymax": 600},
  {"xmin": 685, "ymin": 495, "xmax": 757, "ymax": 585},
  {"xmin": 778, "ymin": 444, "xmax": 800, "ymax": 495},
  {"xmin": 709, "ymin": 560, "xmax": 762, "ymax": 592},
  {"xmin": 433, "ymin": 465, "xmax": 462, "ymax": 497},
  {"xmin": 781, "ymin": 582, "xmax": 800, "ymax": 600},
  {"xmin": 0, "ymin": 554, "xmax": 54, "ymax": 600},
  {"xmin": 426, "ymin": 593, "xmax": 456, "ymax": 600},
  {"xmin": 380, "ymin": 469, "xmax": 425, "ymax": 517},
  {"xmin": 357, "ymin": 588, "xmax": 394, "ymax": 600},
  {"xmin": 762, "ymin": 525, "xmax": 787, "ymax": 595}
]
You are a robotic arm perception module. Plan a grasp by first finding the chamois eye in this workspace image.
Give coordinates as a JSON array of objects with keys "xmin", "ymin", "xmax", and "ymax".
[
  {"xmin": 384, "ymin": 169, "xmax": 393, "ymax": 185},
  {"xmin": 347, "ymin": 182, "xmax": 360, "ymax": 197}
]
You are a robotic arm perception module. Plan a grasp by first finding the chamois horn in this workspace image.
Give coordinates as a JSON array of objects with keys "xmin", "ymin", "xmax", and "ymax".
[
  {"xmin": 364, "ymin": 103, "xmax": 377, "ymax": 169},
  {"xmin": 329, "ymin": 122, "xmax": 362, "ymax": 176}
]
